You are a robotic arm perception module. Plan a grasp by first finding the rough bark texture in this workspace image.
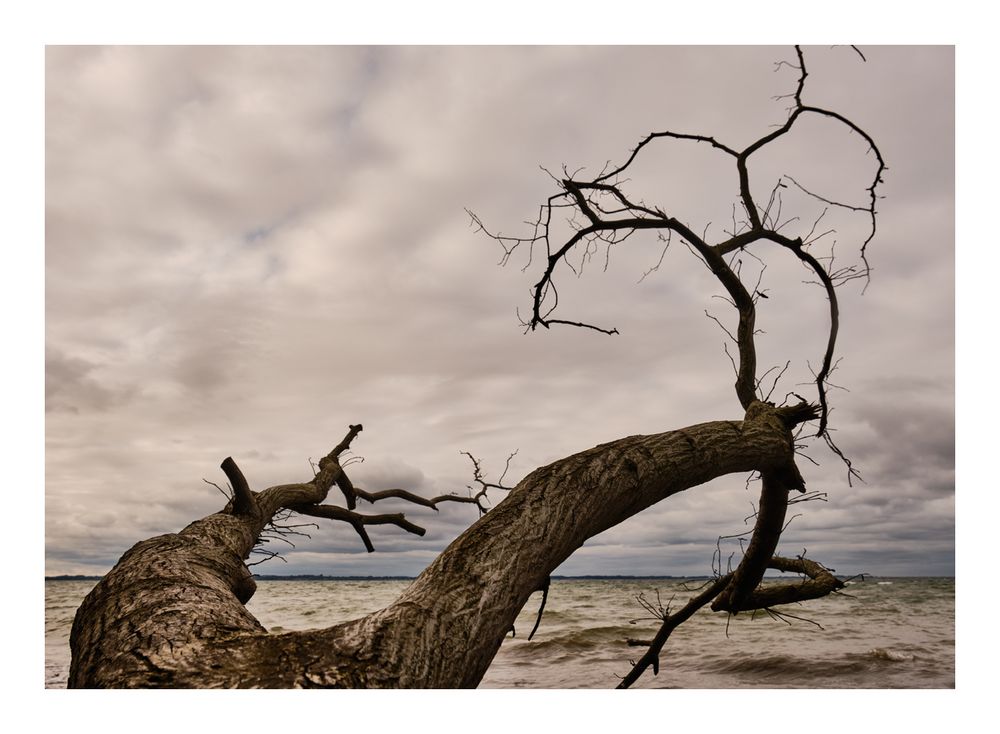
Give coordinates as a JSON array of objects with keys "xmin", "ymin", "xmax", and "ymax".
[
  {"xmin": 69, "ymin": 401, "xmax": 802, "ymax": 688},
  {"xmin": 66, "ymin": 47, "xmax": 879, "ymax": 689}
]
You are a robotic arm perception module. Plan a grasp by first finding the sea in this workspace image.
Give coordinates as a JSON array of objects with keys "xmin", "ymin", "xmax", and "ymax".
[{"xmin": 45, "ymin": 576, "xmax": 954, "ymax": 689}]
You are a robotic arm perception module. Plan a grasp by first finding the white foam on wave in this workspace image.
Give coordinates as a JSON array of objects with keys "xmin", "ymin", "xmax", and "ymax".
[{"xmin": 868, "ymin": 647, "xmax": 914, "ymax": 662}]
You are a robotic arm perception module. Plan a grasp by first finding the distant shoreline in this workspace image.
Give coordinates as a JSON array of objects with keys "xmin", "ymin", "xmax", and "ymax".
[
  {"xmin": 44, "ymin": 574, "xmax": 713, "ymax": 582},
  {"xmin": 45, "ymin": 573, "xmax": 952, "ymax": 582}
]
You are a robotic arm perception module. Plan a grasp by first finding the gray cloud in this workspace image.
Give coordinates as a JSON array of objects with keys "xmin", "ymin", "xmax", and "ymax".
[
  {"xmin": 45, "ymin": 347, "xmax": 134, "ymax": 413},
  {"xmin": 45, "ymin": 46, "xmax": 953, "ymax": 578}
]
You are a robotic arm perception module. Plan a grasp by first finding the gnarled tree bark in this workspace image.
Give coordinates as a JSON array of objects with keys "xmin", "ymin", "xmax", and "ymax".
[
  {"xmin": 70, "ymin": 401, "xmax": 808, "ymax": 688},
  {"xmin": 69, "ymin": 45, "xmax": 881, "ymax": 689}
]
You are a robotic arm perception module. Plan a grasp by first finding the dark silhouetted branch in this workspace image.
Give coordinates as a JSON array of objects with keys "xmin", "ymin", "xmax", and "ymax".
[
  {"xmin": 221, "ymin": 457, "xmax": 258, "ymax": 518},
  {"xmin": 618, "ymin": 575, "xmax": 731, "ymax": 689},
  {"xmin": 621, "ymin": 553, "xmax": 844, "ymax": 688},
  {"xmin": 293, "ymin": 504, "xmax": 427, "ymax": 554},
  {"xmin": 528, "ymin": 577, "xmax": 551, "ymax": 641},
  {"xmin": 353, "ymin": 487, "xmax": 440, "ymax": 510},
  {"xmin": 429, "ymin": 451, "xmax": 518, "ymax": 516}
]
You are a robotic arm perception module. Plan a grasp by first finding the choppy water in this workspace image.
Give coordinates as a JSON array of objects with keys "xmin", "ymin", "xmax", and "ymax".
[{"xmin": 45, "ymin": 576, "xmax": 954, "ymax": 688}]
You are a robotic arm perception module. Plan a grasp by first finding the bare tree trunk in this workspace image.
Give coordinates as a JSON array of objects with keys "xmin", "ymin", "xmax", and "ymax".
[
  {"xmin": 69, "ymin": 401, "xmax": 804, "ymax": 688},
  {"xmin": 65, "ymin": 47, "xmax": 881, "ymax": 689}
]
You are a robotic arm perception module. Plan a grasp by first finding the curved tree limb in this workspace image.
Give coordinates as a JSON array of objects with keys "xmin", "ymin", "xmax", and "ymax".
[
  {"xmin": 71, "ymin": 403, "xmax": 807, "ymax": 688},
  {"xmin": 710, "ymin": 400, "xmax": 817, "ymax": 613},
  {"xmin": 69, "ymin": 46, "xmax": 882, "ymax": 691},
  {"xmin": 476, "ymin": 45, "xmax": 883, "ymax": 440},
  {"xmin": 738, "ymin": 554, "xmax": 846, "ymax": 610},
  {"xmin": 472, "ymin": 47, "xmax": 881, "ymax": 632}
]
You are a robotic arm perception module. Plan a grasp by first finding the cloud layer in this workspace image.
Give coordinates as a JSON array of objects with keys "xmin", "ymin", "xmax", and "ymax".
[{"xmin": 45, "ymin": 45, "xmax": 954, "ymax": 577}]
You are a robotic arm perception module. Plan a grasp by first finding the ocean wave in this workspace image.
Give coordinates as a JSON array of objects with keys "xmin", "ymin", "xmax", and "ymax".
[
  {"xmin": 695, "ymin": 648, "xmax": 918, "ymax": 680},
  {"xmin": 505, "ymin": 625, "xmax": 636, "ymax": 654},
  {"xmin": 703, "ymin": 654, "xmax": 864, "ymax": 677},
  {"xmin": 866, "ymin": 647, "xmax": 915, "ymax": 662},
  {"xmin": 514, "ymin": 609, "xmax": 578, "ymax": 625},
  {"xmin": 45, "ymin": 577, "xmax": 954, "ymax": 689}
]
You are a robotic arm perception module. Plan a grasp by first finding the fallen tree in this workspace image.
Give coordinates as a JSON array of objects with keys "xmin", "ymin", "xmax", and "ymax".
[{"xmin": 69, "ymin": 45, "xmax": 882, "ymax": 688}]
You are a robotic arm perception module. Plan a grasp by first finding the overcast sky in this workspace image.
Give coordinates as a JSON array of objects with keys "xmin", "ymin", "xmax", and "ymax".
[{"xmin": 44, "ymin": 45, "xmax": 954, "ymax": 578}]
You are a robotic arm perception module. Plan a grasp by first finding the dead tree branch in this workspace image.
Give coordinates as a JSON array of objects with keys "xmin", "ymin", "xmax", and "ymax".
[
  {"xmin": 293, "ymin": 503, "xmax": 427, "ymax": 553},
  {"xmin": 429, "ymin": 451, "xmax": 518, "ymax": 516},
  {"xmin": 214, "ymin": 424, "xmax": 447, "ymax": 560},
  {"xmin": 473, "ymin": 44, "xmax": 883, "ymax": 442},
  {"xmin": 617, "ymin": 575, "xmax": 731, "ymax": 688},
  {"xmin": 471, "ymin": 46, "xmax": 881, "ymax": 636},
  {"xmin": 620, "ymin": 553, "xmax": 844, "ymax": 688},
  {"xmin": 70, "ymin": 46, "xmax": 885, "ymax": 691}
]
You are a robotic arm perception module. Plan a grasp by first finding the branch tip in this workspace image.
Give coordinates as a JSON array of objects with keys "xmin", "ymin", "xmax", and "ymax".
[{"xmin": 221, "ymin": 457, "xmax": 257, "ymax": 517}]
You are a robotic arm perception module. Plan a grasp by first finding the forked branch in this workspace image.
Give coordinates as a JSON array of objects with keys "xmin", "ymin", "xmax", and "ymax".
[
  {"xmin": 619, "ymin": 554, "xmax": 845, "ymax": 688},
  {"xmin": 472, "ymin": 48, "xmax": 879, "ymax": 648},
  {"xmin": 473, "ymin": 44, "xmax": 883, "ymax": 440},
  {"xmin": 428, "ymin": 451, "xmax": 518, "ymax": 516},
  {"xmin": 617, "ymin": 575, "xmax": 731, "ymax": 688},
  {"xmin": 293, "ymin": 503, "xmax": 427, "ymax": 553},
  {"xmin": 215, "ymin": 424, "xmax": 453, "ymax": 561}
]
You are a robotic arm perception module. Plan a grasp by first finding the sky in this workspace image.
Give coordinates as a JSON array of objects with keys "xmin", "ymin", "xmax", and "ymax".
[{"xmin": 44, "ymin": 44, "xmax": 955, "ymax": 578}]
